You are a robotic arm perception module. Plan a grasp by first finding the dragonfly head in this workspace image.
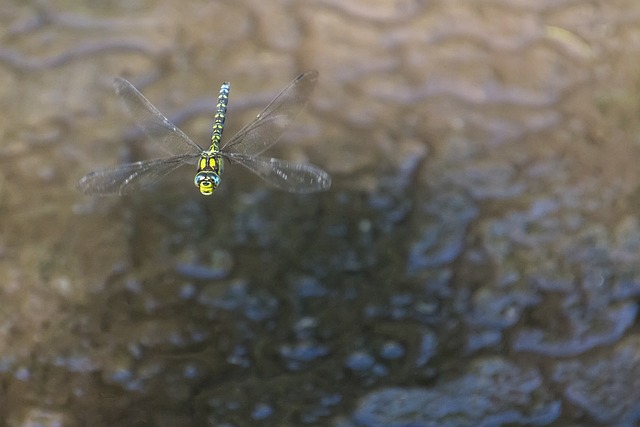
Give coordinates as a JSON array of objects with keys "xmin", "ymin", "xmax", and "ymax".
[{"xmin": 194, "ymin": 171, "xmax": 221, "ymax": 196}]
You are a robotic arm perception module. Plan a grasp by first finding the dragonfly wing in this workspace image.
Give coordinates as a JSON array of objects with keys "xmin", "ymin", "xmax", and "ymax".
[
  {"xmin": 77, "ymin": 154, "xmax": 198, "ymax": 195},
  {"xmin": 221, "ymin": 71, "xmax": 318, "ymax": 156},
  {"xmin": 227, "ymin": 153, "xmax": 330, "ymax": 193},
  {"xmin": 114, "ymin": 78, "xmax": 203, "ymax": 156}
]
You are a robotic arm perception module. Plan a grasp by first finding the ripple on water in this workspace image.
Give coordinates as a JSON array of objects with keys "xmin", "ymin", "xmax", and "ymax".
[
  {"xmin": 344, "ymin": 351, "xmax": 375, "ymax": 372},
  {"xmin": 174, "ymin": 249, "xmax": 234, "ymax": 281},
  {"xmin": 407, "ymin": 192, "xmax": 478, "ymax": 275},
  {"xmin": 197, "ymin": 278, "xmax": 280, "ymax": 322},
  {"xmin": 350, "ymin": 358, "xmax": 560, "ymax": 426},
  {"xmin": 552, "ymin": 334, "xmax": 640, "ymax": 425},
  {"xmin": 251, "ymin": 402, "xmax": 274, "ymax": 421},
  {"xmin": 379, "ymin": 341, "xmax": 405, "ymax": 360},
  {"xmin": 513, "ymin": 302, "xmax": 637, "ymax": 357}
]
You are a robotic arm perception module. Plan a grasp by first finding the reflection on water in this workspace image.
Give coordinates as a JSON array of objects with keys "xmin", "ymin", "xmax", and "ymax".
[{"xmin": 2, "ymin": 0, "xmax": 640, "ymax": 426}]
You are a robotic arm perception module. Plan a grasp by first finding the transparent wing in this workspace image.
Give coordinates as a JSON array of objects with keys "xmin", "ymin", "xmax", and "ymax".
[
  {"xmin": 227, "ymin": 153, "xmax": 331, "ymax": 193},
  {"xmin": 114, "ymin": 78, "xmax": 204, "ymax": 156},
  {"xmin": 77, "ymin": 154, "xmax": 198, "ymax": 196},
  {"xmin": 221, "ymin": 71, "xmax": 318, "ymax": 156}
]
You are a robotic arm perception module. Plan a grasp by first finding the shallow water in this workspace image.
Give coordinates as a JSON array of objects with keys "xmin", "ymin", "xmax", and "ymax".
[{"xmin": 2, "ymin": 0, "xmax": 640, "ymax": 426}]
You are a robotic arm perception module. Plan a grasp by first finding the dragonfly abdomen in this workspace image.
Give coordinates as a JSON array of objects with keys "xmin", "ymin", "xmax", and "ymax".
[{"xmin": 210, "ymin": 82, "xmax": 230, "ymax": 150}]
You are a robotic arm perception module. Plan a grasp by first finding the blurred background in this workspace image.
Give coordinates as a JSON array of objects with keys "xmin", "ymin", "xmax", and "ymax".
[{"xmin": 2, "ymin": 0, "xmax": 640, "ymax": 425}]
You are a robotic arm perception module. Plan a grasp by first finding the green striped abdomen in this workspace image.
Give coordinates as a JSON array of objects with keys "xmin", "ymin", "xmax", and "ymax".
[{"xmin": 209, "ymin": 81, "xmax": 230, "ymax": 151}]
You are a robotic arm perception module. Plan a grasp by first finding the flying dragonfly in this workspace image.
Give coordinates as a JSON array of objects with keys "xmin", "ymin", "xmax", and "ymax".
[{"xmin": 78, "ymin": 71, "xmax": 331, "ymax": 196}]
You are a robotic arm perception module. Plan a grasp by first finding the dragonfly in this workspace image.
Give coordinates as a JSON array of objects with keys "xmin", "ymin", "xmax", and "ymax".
[{"xmin": 77, "ymin": 70, "xmax": 331, "ymax": 196}]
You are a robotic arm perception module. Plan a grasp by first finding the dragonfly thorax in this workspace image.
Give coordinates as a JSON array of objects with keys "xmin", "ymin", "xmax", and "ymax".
[{"xmin": 194, "ymin": 152, "xmax": 224, "ymax": 195}]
